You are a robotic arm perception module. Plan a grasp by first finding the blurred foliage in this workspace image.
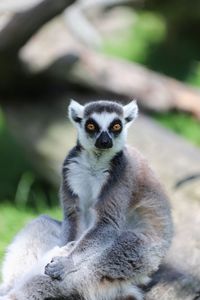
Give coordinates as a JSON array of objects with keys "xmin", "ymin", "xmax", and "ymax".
[
  {"xmin": 104, "ymin": 11, "xmax": 200, "ymax": 83},
  {"xmin": 104, "ymin": 11, "xmax": 200, "ymax": 147},
  {"xmin": 0, "ymin": 108, "xmax": 58, "ymax": 209},
  {"xmin": 104, "ymin": 12, "xmax": 166, "ymax": 67},
  {"xmin": 0, "ymin": 109, "xmax": 61, "ymax": 264},
  {"xmin": 152, "ymin": 111, "xmax": 200, "ymax": 147}
]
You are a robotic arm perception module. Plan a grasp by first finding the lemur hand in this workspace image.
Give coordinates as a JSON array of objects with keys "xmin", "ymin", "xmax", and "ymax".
[{"xmin": 45, "ymin": 256, "xmax": 77, "ymax": 280}]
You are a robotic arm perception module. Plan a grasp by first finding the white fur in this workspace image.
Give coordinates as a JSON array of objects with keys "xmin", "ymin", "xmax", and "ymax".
[
  {"xmin": 0, "ymin": 229, "xmax": 73, "ymax": 297},
  {"xmin": 69, "ymin": 100, "xmax": 138, "ymax": 154},
  {"xmin": 1, "ymin": 217, "xmax": 60, "ymax": 292},
  {"xmin": 123, "ymin": 100, "xmax": 138, "ymax": 124},
  {"xmin": 68, "ymin": 99, "xmax": 84, "ymax": 126},
  {"xmin": 65, "ymin": 150, "xmax": 110, "ymax": 227},
  {"xmin": 7, "ymin": 246, "xmax": 61, "ymax": 291},
  {"xmin": 92, "ymin": 112, "xmax": 119, "ymax": 131},
  {"xmin": 78, "ymin": 113, "xmax": 128, "ymax": 154}
]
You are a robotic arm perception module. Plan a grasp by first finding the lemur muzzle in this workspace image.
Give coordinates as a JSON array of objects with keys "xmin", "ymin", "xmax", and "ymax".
[{"xmin": 95, "ymin": 131, "xmax": 113, "ymax": 149}]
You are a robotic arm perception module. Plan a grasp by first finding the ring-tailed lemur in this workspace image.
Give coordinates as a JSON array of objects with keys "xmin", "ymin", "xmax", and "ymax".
[{"xmin": 0, "ymin": 100, "xmax": 173, "ymax": 300}]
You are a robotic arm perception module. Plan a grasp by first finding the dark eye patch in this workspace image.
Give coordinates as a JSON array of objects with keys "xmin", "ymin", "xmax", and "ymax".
[
  {"xmin": 109, "ymin": 119, "xmax": 123, "ymax": 135},
  {"xmin": 85, "ymin": 118, "xmax": 100, "ymax": 135}
]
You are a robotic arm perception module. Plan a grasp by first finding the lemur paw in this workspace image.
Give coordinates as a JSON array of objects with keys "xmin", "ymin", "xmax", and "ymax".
[
  {"xmin": 45, "ymin": 256, "xmax": 76, "ymax": 280},
  {"xmin": 45, "ymin": 256, "xmax": 65, "ymax": 280}
]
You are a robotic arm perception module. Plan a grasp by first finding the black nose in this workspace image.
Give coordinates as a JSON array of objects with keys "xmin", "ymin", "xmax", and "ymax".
[{"xmin": 95, "ymin": 131, "xmax": 113, "ymax": 149}]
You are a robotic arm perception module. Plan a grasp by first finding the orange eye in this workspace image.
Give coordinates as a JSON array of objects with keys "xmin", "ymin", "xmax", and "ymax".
[
  {"xmin": 112, "ymin": 123, "xmax": 121, "ymax": 132},
  {"xmin": 86, "ymin": 123, "xmax": 95, "ymax": 131}
]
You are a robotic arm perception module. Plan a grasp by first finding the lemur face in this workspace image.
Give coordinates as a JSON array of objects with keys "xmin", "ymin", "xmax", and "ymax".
[
  {"xmin": 84, "ymin": 112, "xmax": 122, "ymax": 150},
  {"xmin": 68, "ymin": 100, "xmax": 138, "ymax": 153}
]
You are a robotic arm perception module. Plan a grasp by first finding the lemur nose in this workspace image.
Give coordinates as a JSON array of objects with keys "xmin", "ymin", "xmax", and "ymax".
[{"xmin": 95, "ymin": 131, "xmax": 113, "ymax": 149}]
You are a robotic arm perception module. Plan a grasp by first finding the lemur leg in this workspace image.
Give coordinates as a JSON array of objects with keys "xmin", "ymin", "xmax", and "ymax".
[
  {"xmin": 0, "ymin": 251, "xmax": 143, "ymax": 300},
  {"xmin": 94, "ymin": 231, "xmax": 152, "ymax": 284},
  {"xmin": 0, "ymin": 260, "xmax": 142, "ymax": 300},
  {"xmin": 45, "ymin": 229, "xmax": 160, "ymax": 300},
  {"xmin": 0, "ymin": 215, "xmax": 61, "ymax": 295}
]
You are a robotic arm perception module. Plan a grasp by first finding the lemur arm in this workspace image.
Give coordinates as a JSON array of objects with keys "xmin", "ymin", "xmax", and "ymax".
[
  {"xmin": 59, "ymin": 150, "xmax": 128, "ymax": 252},
  {"xmin": 60, "ymin": 154, "xmax": 81, "ymax": 245},
  {"xmin": 46, "ymin": 164, "xmax": 172, "ymax": 283},
  {"xmin": 45, "ymin": 178, "xmax": 129, "ymax": 279},
  {"xmin": 94, "ymin": 193, "xmax": 172, "ymax": 282},
  {"xmin": 46, "ymin": 190, "xmax": 171, "ymax": 281},
  {"xmin": 61, "ymin": 157, "xmax": 130, "ymax": 255},
  {"xmin": 60, "ymin": 179, "xmax": 80, "ymax": 245}
]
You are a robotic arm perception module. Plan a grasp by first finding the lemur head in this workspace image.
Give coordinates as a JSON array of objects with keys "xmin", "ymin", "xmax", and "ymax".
[{"xmin": 68, "ymin": 100, "xmax": 138, "ymax": 153}]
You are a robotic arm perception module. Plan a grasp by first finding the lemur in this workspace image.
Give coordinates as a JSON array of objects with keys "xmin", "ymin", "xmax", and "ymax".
[{"xmin": 0, "ymin": 100, "xmax": 173, "ymax": 300}]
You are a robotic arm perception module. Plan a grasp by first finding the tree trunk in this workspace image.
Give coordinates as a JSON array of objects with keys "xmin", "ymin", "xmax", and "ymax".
[{"xmin": 0, "ymin": 0, "xmax": 76, "ymax": 93}]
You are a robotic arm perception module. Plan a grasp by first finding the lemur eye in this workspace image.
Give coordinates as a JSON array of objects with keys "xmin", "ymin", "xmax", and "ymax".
[
  {"xmin": 86, "ymin": 123, "xmax": 96, "ymax": 131},
  {"xmin": 112, "ymin": 123, "xmax": 121, "ymax": 132}
]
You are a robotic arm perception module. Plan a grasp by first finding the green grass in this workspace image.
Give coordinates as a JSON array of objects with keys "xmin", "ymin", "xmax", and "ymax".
[{"xmin": 153, "ymin": 111, "xmax": 200, "ymax": 147}]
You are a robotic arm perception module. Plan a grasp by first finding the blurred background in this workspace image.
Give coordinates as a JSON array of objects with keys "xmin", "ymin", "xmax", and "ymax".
[{"xmin": 0, "ymin": 1, "xmax": 200, "ymax": 294}]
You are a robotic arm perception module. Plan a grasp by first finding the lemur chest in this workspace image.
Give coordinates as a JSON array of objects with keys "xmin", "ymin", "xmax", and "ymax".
[{"xmin": 67, "ymin": 156, "xmax": 109, "ymax": 210}]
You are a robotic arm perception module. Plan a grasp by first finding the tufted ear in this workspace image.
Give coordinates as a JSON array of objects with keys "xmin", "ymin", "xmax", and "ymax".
[
  {"xmin": 123, "ymin": 100, "xmax": 138, "ymax": 124},
  {"xmin": 68, "ymin": 99, "xmax": 84, "ymax": 124}
]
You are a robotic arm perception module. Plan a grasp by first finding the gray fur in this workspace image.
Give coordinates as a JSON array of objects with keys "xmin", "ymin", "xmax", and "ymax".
[
  {"xmin": 0, "ymin": 100, "xmax": 173, "ymax": 300},
  {"xmin": 84, "ymin": 101, "xmax": 123, "ymax": 118}
]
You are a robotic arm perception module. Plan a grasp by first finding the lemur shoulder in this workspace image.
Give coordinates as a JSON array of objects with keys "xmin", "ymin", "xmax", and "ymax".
[{"xmin": 0, "ymin": 100, "xmax": 173, "ymax": 300}]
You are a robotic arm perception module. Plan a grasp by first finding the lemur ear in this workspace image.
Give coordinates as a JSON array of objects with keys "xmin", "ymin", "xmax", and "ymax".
[
  {"xmin": 68, "ymin": 99, "xmax": 84, "ymax": 124},
  {"xmin": 123, "ymin": 100, "xmax": 138, "ymax": 124}
]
